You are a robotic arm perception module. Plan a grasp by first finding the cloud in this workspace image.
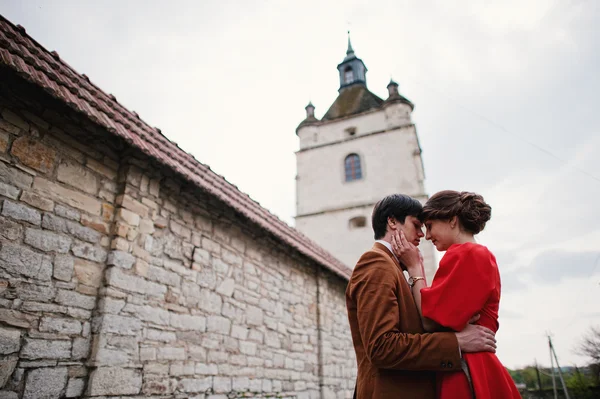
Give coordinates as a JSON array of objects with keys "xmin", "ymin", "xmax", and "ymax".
[{"xmin": 528, "ymin": 250, "xmax": 600, "ymax": 283}]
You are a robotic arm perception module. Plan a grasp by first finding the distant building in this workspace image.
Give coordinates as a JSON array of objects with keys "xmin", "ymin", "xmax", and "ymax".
[{"xmin": 295, "ymin": 35, "xmax": 437, "ymax": 279}]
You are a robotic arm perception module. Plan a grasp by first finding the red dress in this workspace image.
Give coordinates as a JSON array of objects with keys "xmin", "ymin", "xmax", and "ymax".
[{"xmin": 421, "ymin": 242, "xmax": 521, "ymax": 399}]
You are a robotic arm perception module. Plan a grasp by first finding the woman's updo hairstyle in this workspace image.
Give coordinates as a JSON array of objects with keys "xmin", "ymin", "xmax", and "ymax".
[{"xmin": 421, "ymin": 190, "xmax": 491, "ymax": 234}]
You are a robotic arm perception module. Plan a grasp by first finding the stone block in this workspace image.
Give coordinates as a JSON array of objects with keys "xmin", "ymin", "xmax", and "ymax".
[
  {"xmin": 216, "ymin": 278, "xmax": 235, "ymax": 297},
  {"xmin": 179, "ymin": 377, "xmax": 212, "ymax": 393},
  {"xmin": 169, "ymin": 313, "xmax": 206, "ymax": 331},
  {"xmin": 246, "ymin": 305, "xmax": 264, "ymax": 327},
  {"xmin": 39, "ymin": 316, "xmax": 82, "ymax": 335},
  {"xmin": 1, "ymin": 201, "xmax": 40, "ymax": 225},
  {"xmin": 33, "ymin": 177, "xmax": 101, "ymax": 215},
  {"xmin": 206, "ymin": 316, "xmax": 231, "ymax": 335},
  {"xmin": 72, "ymin": 337, "xmax": 91, "ymax": 360},
  {"xmin": 193, "ymin": 247, "xmax": 210, "ymax": 265},
  {"xmin": 20, "ymin": 338, "xmax": 71, "ymax": 359},
  {"xmin": 213, "ymin": 377, "xmax": 232, "ymax": 393},
  {"xmin": 0, "ymin": 242, "xmax": 52, "ymax": 280},
  {"xmin": 0, "ymin": 327, "xmax": 20, "ymax": 355},
  {"xmin": 170, "ymin": 220, "xmax": 191, "ymax": 240},
  {"xmin": 157, "ymin": 347, "xmax": 185, "ymax": 361},
  {"xmin": 71, "ymin": 241, "xmax": 107, "ymax": 263},
  {"xmin": 81, "ymin": 213, "xmax": 110, "ymax": 235},
  {"xmin": 117, "ymin": 208, "xmax": 140, "ymax": 226},
  {"xmin": 0, "ymin": 182, "xmax": 19, "ymax": 200},
  {"xmin": 2, "ymin": 110, "xmax": 28, "ymax": 130},
  {"xmin": 0, "ymin": 131, "xmax": 8, "ymax": 153},
  {"xmin": 94, "ymin": 314, "xmax": 142, "ymax": 336},
  {"xmin": 56, "ymin": 289, "xmax": 96, "ymax": 310},
  {"xmin": 73, "ymin": 258, "xmax": 104, "ymax": 288},
  {"xmin": 22, "ymin": 367, "xmax": 67, "ymax": 399},
  {"xmin": 11, "ymin": 137, "xmax": 56, "ymax": 174},
  {"xmin": 116, "ymin": 195, "xmax": 148, "ymax": 217},
  {"xmin": 105, "ymin": 267, "xmax": 166, "ymax": 298},
  {"xmin": 239, "ymin": 341, "xmax": 257, "ymax": 356},
  {"xmin": 146, "ymin": 265, "xmax": 181, "ymax": 287},
  {"xmin": 107, "ymin": 250, "xmax": 135, "ymax": 269},
  {"xmin": 0, "ymin": 355, "xmax": 17, "ymax": 387},
  {"xmin": 65, "ymin": 220, "xmax": 102, "ymax": 243},
  {"xmin": 231, "ymin": 325, "xmax": 249, "ymax": 340},
  {"xmin": 0, "ymin": 216, "xmax": 22, "ymax": 240},
  {"xmin": 0, "ymin": 391, "xmax": 18, "ymax": 399},
  {"xmin": 146, "ymin": 329, "xmax": 176, "ymax": 342},
  {"xmin": 53, "ymin": 254, "xmax": 74, "ymax": 281},
  {"xmin": 139, "ymin": 347, "xmax": 156, "ymax": 361},
  {"xmin": 87, "ymin": 367, "xmax": 142, "ymax": 396},
  {"xmin": 24, "ymin": 228, "xmax": 72, "ymax": 253},
  {"xmin": 54, "ymin": 204, "xmax": 80, "ymax": 221},
  {"xmin": 65, "ymin": 378, "xmax": 85, "ymax": 397},
  {"xmin": 97, "ymin": 297, "xmax": 125, "ymax": 314},
  {"xmin": 0, "ymin": 162, "xmax": 33, "ymax": 189},
  {"xmin": 86, "ymin": 158, "xmax": 117, "ymax": 179},
  {"xmin": 197, "ymin": 289, "xmax": 222, "ymax": 314},
  {"xmin": 57, "ymin": 160, "xmax": 98, "ymax": 195},
  {"xmin": 123, "ymin": 303, "xmax": 169, "ymax": 326},
  {"xmin": 19, "ymin": 191, "xmax": 54, "ymax": 211}
]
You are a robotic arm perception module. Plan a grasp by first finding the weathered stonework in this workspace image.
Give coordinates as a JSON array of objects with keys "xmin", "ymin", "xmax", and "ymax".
[{"xmin": 0, "ymin": 64, "xmax": 354, "ymax": 398}]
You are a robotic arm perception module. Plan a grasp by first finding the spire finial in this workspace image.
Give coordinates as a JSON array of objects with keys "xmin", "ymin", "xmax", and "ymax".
[{"xmin": 346, "ymin": 30, "xmax": 354, "ymax": 56}]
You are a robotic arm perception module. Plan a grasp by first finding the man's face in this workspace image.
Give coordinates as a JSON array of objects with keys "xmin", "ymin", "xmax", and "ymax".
[{"xmin": 397, "ymin": 215, "xmax": 424, "ymax": 246}]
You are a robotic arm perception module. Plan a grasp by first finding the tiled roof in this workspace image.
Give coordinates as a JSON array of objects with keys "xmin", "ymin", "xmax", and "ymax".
[
  {"xmin": 0, "ymin": 15, "xmax": 351, "ymax": 280},
  {"xmin": 322, "ymin": 84, "xmax": 384, "ymax": 121}
]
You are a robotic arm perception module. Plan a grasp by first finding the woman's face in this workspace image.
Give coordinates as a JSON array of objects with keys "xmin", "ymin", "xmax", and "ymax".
[{"xmin": 425, "ymin": 219, "xmax": 456, "ymax": 251}]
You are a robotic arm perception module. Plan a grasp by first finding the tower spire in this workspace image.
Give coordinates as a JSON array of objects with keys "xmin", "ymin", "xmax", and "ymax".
[{"xmin": 346, "ymin": 31, "xmax": 355, "ymax": 58}]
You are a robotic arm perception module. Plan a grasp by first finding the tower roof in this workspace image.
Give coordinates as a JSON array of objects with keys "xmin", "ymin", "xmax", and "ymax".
[{"xmin": 322, "ymin": 85, "xmax": 383, "ymax": 121}]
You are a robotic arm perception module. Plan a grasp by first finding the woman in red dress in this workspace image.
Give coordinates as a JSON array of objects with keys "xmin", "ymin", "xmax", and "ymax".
[{"xmin": 392, "ymin": 190, "xmax": 520, "ymax": 399}]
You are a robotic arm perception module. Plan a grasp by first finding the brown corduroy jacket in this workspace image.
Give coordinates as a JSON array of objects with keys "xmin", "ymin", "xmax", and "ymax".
[{"xmin": 346, "ymin": 242, "xmax": 462, "ymax": 399}]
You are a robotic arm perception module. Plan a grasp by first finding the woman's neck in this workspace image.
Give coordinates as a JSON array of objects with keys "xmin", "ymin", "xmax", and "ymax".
[{"xmin": 455, "ymin": 231, "xmax": 476, "ymax": 245}]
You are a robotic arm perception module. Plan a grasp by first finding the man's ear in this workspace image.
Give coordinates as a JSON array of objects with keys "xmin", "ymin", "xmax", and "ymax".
[{"xmin": 388, "ymin": 217, "xmax": 397, "ymax": 230}]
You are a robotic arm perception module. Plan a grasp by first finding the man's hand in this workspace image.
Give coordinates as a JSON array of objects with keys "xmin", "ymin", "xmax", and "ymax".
[
  {"xmin": 391, "ymin": 231, "xmax": 421, "ymax": 273},
  {"xmin": 455, "ymin": 323, "xmax": 497, "ymax": 353}
]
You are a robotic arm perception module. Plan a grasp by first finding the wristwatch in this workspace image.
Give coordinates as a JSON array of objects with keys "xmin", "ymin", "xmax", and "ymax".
[{"xmin": 408, "ymin": 276, "xmax": 425, "ymax": 287}]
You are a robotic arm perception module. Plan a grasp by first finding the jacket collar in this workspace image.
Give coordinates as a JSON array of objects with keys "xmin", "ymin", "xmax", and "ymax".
[{"xmin": 373, "ymin": 241, "xmax": 404, "ymax": 271}]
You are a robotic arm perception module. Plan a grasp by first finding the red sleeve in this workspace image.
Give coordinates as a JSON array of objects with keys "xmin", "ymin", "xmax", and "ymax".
[{"xmin": 421, "ymin": 244, "xmax": 496, "ymax": 331}]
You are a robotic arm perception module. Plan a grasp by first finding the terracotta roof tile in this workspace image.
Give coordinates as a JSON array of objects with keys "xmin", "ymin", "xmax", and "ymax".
[{"xmin": 0, "ymin": 15, "xmax": 351, "ymax": 280}]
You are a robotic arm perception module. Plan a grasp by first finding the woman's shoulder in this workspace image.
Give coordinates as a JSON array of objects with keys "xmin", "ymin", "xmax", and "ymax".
[{"xmin": 447, "ymin": 242, "xmax": 494, "ymax": 262}]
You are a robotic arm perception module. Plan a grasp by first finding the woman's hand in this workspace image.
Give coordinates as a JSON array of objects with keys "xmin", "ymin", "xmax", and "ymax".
[{"xmin": 391, "ymin": 230, "xmax": 423, "ymax": 275}]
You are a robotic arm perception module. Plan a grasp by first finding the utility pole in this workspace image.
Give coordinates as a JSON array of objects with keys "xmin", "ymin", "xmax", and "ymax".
[
  {"xmin": 534, "ymin": 359, "xmax": 543, "ymax": 391},
  {"xmin": 549, "ymin": 337, "xmax": 558, "ymax": 399},
  {"xmin": 548, "ymin": 335, "xmax": 571, "ymax": 399}
]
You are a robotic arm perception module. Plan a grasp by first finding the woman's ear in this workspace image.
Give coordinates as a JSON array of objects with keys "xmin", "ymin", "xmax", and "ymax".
[{"xmin": 450, "ymin": 216, "xmax": 458, "ymax": 229}]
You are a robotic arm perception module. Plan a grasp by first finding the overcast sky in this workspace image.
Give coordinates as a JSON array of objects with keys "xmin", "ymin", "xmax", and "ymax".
[{"xmin": 2, "ymin": 0, "xmax": 599, "ymax": 369}]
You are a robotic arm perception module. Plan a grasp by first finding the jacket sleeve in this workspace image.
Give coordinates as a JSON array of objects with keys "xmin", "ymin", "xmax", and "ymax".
[{"xmin": 351, "ymin": 256, "xmax": 461, "ymax": 371}]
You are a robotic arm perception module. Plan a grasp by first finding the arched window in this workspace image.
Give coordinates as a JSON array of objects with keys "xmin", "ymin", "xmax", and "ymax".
[
  {"xmin": 344, "ymin": 67, "xmax": 354, "ymax": 84},
  {"xmin": 344, "ymin": 154, "xmax": 362, "ymax": 181},
  {"xmin": 349, "ymin": 216, "xmax": 367, "ymax": 229}
]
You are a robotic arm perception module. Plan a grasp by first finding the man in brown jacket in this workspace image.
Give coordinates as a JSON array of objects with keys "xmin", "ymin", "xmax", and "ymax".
[{"xmin": 346, "ymin": 194, "xmax": 497, "ymax": 398}]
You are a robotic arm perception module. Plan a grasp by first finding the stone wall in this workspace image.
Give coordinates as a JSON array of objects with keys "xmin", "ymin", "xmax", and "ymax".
[{"xmin": 0, "ymin": 70, "xmax": 355, "ymax": 398}]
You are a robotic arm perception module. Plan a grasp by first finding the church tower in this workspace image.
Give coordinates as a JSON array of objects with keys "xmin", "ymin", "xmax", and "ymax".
[{"xmin": 295, "ymin": 35, "xmax": 437, "ymax": 280}]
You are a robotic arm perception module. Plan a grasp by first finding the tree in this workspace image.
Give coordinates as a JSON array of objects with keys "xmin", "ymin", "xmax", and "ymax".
[{"xmin": 576, "ymin": 326, "xmax": 600, "ymax": 384}]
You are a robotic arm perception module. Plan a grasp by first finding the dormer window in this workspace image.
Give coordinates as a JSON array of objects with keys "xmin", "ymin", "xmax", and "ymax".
[{"xmin": 344, "ymin": 67, "xmax": 354, "ymax": 84}]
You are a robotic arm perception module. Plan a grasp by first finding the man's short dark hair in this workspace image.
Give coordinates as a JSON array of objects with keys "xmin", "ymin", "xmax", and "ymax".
[{"xmin": 371, "ymin": 194, "xmax": 423, "ymax": 239}]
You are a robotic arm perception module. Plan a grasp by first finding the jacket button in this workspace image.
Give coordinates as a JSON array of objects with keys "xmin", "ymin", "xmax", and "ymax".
[
  {"xmin": 440, "ymin": 362, "xmax": 446, "ymax": 368},
  {"xmin": 448, "ymin": 362, "xmax": 453, "ymax": 368}
]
